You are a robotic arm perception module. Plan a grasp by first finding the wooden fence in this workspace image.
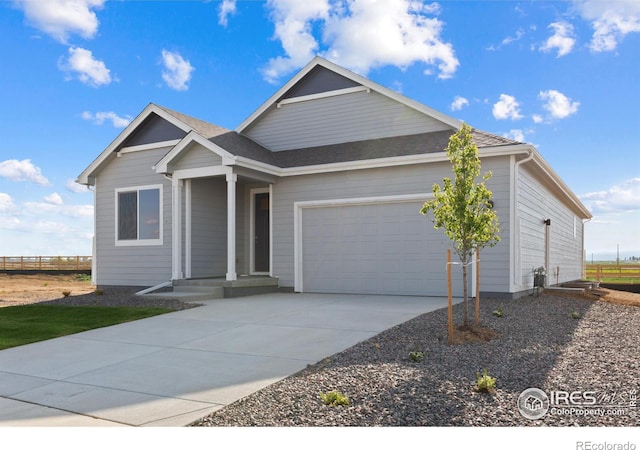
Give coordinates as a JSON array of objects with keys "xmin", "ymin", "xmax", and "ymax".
[
  {"xmin": 585, "ymin": 264, "xmax": 640, "ymax": 281},
  {"xmin": 0, "ymin": 256, "xmax": 92, "ymax": 271}
]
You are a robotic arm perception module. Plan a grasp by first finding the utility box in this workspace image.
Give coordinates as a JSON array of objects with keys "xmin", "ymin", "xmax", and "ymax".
[{"xmin": 533, "ymin": 267, "xmax": 546, "ymax": 288}]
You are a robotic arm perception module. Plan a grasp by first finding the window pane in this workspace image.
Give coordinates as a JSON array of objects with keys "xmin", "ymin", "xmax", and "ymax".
[
  {"xmin": 118, "ymin": 191, "xmax": 137, "ymax": 240},
  {"xmin": 139, "ymin": 188, "xmax": 160, "ymax": 240}
]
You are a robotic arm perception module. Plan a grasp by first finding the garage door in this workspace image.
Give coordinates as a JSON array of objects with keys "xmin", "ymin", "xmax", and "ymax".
[{"xmin": 301, "ymin": 201, "xmax": 466, "ymax": 296}]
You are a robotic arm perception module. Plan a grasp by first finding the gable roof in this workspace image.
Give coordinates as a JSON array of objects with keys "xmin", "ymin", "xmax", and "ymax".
[
  {"xmin": 77, "ymin": 103, "xmax": 194, "ymax": 185},
  {"xmin": 235, "ymin": 56, "xmax": 462, "ymax": 134}
]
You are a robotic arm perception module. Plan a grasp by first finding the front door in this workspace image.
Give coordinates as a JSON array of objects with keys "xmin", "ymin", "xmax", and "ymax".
[{"xmin": 254, "ymin": 192, "xmax": 270, "ymax": 273}]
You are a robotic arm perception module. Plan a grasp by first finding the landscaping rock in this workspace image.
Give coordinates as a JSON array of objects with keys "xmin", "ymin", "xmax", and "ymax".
[{"xmin": 190, "ymin": 294, "xmax": 640, "ymax": 426}]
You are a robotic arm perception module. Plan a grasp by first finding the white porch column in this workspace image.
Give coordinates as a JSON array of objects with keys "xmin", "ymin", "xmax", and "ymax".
[
  {"xmin": 226, "ymin": 173, "xmax": 237, "ymax": 281},
  {"xmin": 172, "ymin": 178, "xmax": 184, "ymax": 280}
]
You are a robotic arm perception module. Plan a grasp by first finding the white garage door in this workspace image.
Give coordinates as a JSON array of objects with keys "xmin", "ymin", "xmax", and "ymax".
[{"xmin": 301, "ymin": 201, "xmax": 466, "ymax": 296}]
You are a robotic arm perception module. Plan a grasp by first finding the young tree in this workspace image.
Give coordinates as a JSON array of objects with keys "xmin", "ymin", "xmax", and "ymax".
[{"xmin": 420, "ymin": 123, "xmax": 500, "ymax": 327}]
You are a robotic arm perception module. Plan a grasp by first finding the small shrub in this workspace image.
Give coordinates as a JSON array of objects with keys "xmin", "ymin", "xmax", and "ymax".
[
  {"xmin": 320, "ymin": 390, "xmax": 350, "ymax": 406},
  {"xmin": 94, "ymin": 289, "xmax": 104, "ymax": 296},
  {"xmin": 492, "ymin": 308, "xmax": 504, "ymax": 318},
  {"xmin": 475, "ymin": 369, "xmax": 496, "ymax": 393},
  {"xmin": 570, "ymin": 311, "xmax": 581, "ymax": 319},
  {"xmin": 75, "ymin": 273, "xmax": 91, "ymax": 282},
  {"xmin": 43, "ymin": 283, "xmax": 48, "ymax": 287},
  {"xmin": 62, "ymin": 290, "xmax": 71, "ymax": 297},
  {"xmin": 409, "ymin": 349, "xmax": 425, "ymax": 362}
]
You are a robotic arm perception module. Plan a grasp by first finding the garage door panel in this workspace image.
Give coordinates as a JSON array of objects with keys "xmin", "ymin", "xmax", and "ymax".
[{"xmin": 302, "ymin": 202, "xmax": 466, "ymax": 296}]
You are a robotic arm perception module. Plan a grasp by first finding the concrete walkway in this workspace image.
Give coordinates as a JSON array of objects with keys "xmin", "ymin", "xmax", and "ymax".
[{"xmin": 0, "ymin": 293, "xmax": 457, "ymax": 427}]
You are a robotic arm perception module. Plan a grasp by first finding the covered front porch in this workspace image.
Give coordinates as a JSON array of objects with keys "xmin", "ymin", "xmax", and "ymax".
[{"xmin": 153, "ymin": 133, "xmax": 278, "ymax": 284}]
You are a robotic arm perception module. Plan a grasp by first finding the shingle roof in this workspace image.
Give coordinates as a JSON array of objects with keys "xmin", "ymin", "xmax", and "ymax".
[
  {"xmin": 155, "ymin": 105, "xmax": 230, "ymax": 139},
  {"xmin": 156, "ymin": 104, "xmax": 521, "ymax": 169}
]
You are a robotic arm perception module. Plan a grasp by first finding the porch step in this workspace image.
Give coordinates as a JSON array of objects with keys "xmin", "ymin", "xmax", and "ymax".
[
  {"xmin": 174, "ymin": 276, "xmax": 279, "ymax": 298},
  {"xmin": 139, "ymin": 276, "xmax": 279, "ymax": 300}
]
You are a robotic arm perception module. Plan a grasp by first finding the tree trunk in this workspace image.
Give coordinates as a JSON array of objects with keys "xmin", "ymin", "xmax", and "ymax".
[{"xmin": 462, "ymin": 256, "xmax": 469, "ymax": 327}]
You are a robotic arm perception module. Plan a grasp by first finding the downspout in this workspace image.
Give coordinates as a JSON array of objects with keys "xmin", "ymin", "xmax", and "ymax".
[
  {"xmin": 513, "ymin": 148, "xmax": 535, "ymax": 291},
  {"xmin": 582, "ymin": 217, "xmax": 592, "ymax": 280}
]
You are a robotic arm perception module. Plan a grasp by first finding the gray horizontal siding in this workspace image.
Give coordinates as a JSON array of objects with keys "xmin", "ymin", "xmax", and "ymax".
[
  {"xmin": 171, "ymin": 144, "xmax": 222, "ymax": 171},
  {"xmin": 272, "ymin": 156, "xmax": 512, "ymax": 294},
  {"xmin": 95, "ymin": 148, "xmax": 173, "ymax": 287},
  {"xmin": 517, "ymin": 167, "xmax": 584, "ymax": 288},
  {"xmin": 246, "ymin": 90, "xmax": 450, "ymax": 151},
  {"xmin": 190, "ymin": 178, "xmax": 227, "ymax": 278}
]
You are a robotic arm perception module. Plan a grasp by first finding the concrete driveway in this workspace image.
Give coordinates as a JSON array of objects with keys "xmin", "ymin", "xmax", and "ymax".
[{"xmin": 0, "ymin": 293, "xmax": 456, "ymax": 427}]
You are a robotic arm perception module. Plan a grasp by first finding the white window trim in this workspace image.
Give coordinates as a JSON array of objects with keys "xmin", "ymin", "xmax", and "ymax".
[
  {"xmin": 115, "ymin": 184, "xmax": 164, "ymax": 246},
  {"xmin": 293, "ymin": 193, "xmax": 432, "ymax": 292}
]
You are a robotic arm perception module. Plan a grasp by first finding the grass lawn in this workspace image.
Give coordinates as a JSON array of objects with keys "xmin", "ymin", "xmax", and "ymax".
[{"xmin": 0, "ymin": 304, "xmax": 171, "ymax": 350}]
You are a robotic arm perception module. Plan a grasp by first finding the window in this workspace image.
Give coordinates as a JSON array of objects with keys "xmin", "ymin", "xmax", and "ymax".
[{"xmin": 115, "ymin": 185, "xmax": 162, "ymax": 245}]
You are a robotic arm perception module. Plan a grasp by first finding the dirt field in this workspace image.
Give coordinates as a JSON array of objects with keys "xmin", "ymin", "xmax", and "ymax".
[
  {"xmin": 0, "ymin": 272, "xmax": 639, "ymax": 308},
  {"xmin": 0, "ymin": 273, "xmax": 96, "ymax": 307}
]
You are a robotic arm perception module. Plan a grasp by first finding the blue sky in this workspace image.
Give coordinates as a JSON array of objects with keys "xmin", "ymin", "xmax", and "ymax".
[{"xmin": 0, "ymin": 0, "xmax": 638, "ymax": 260}]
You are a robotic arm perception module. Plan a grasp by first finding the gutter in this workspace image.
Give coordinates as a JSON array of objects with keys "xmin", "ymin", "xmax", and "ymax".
[{"xmin": 512, "ymin": 148, "xmax": 535, "ymax": 290}]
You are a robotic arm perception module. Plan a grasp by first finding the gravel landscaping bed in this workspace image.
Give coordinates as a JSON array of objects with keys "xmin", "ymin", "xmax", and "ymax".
[
  {"xmin": 191, "ymin": 294, "xmax": 640, "ymax": 426},
  {"xmin": 39, "ymin": 287, "xmax": 199, "ymax": 311}
]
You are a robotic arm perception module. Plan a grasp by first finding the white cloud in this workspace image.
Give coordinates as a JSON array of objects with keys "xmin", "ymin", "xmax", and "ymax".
[
  {"xmin": 502, "ymin": 28, "xmax": 525, "ymax": 46},
  {"xmin": 218, "ymin": 0, "xmax": 237, "ymax": 27},
  {"xmin": 540, "ymin": 21, "xmax": 576, "ymax": 57},
  {"xmin": 0, "ymin": 193, "xmax": 16, "ymax": 213},
  {"xmin": 82, "ymin": 111, "xmax": 131, "ymax": 128},
  {"xmin": 15, "ymin": 0, "xmax": 105, "ymax": 43},
  {"xmin": 59, "ymin": 47, "xmax": 112, "ymax": 87},
  {"xmin": 580, "ymin": 178, "xmax": 640, "ymax": 214},
  {"xmin": 503, "ymin": 129, "xmax": 526, "ymax": 142},
  {"xmin": 262, "ymin": 0, "xmax": 459, "ymax": 83},
  {"xmin": 492, "ymin": 94, "xmax": 523, "ymax": 120},
  {"xmin": 66, "ymin": 179, "xmax": 89, "ymax": 193},
  {"xmin": 24, "ymin": 200, "xmax": 94, "ymax": 218},
  {"xmin": 539, "ymin": 89, "xmax": 580, "ymax": 119},
  {"xmin": 261, "ymin": 0, "xmax": 330, "ymax": 83},
  {"xmin": 532, "ymin": 114, "xmax": 544, "ymax": 124},
  {"xmin": 161, "ymin": 49, "xmax": 194, "ymax": 91},
  {"xmin": 574, "ymin": 0, "xmax": 640, "ymax": 52},
  {"xmin": 44, "ymin": 193, "xmax": 63, "ymax": 205},
  {"xmin": 0, "ymin": 159, "xmax": 49, "ymax": 185},
  {"xmin": 450, "ymin": 96, "xmax": 469, "ymax": 111}
]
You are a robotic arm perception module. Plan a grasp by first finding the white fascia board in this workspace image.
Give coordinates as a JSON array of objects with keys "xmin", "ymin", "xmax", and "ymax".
[
  {"xmin": 78, "ymin": 103, "xmax": 194, "ymax": 185},
  {"xmin": 232, "ymin": 156, "xmax": 281, "ymax": 176},
  {"xmin": 279, "ymin": 146, "xmax": 529, "ymax": 177},
  {"xmin": 154, "ymin": 131, "xmax": 235, "ymax": 174},
  {"xmin": 120, "ymin": 139, "xmax": 181, "ymax": 154},
  {"xmin": 228, "ymin": 144, "xmax": 531, "ymax": 179},
  {"xmin": 172, "ymin": 165, "xmax": 232, "ymax": 180},
  {"xmin": 276, "ymin": 86, "xmax": 369, "ymax": 108}
]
